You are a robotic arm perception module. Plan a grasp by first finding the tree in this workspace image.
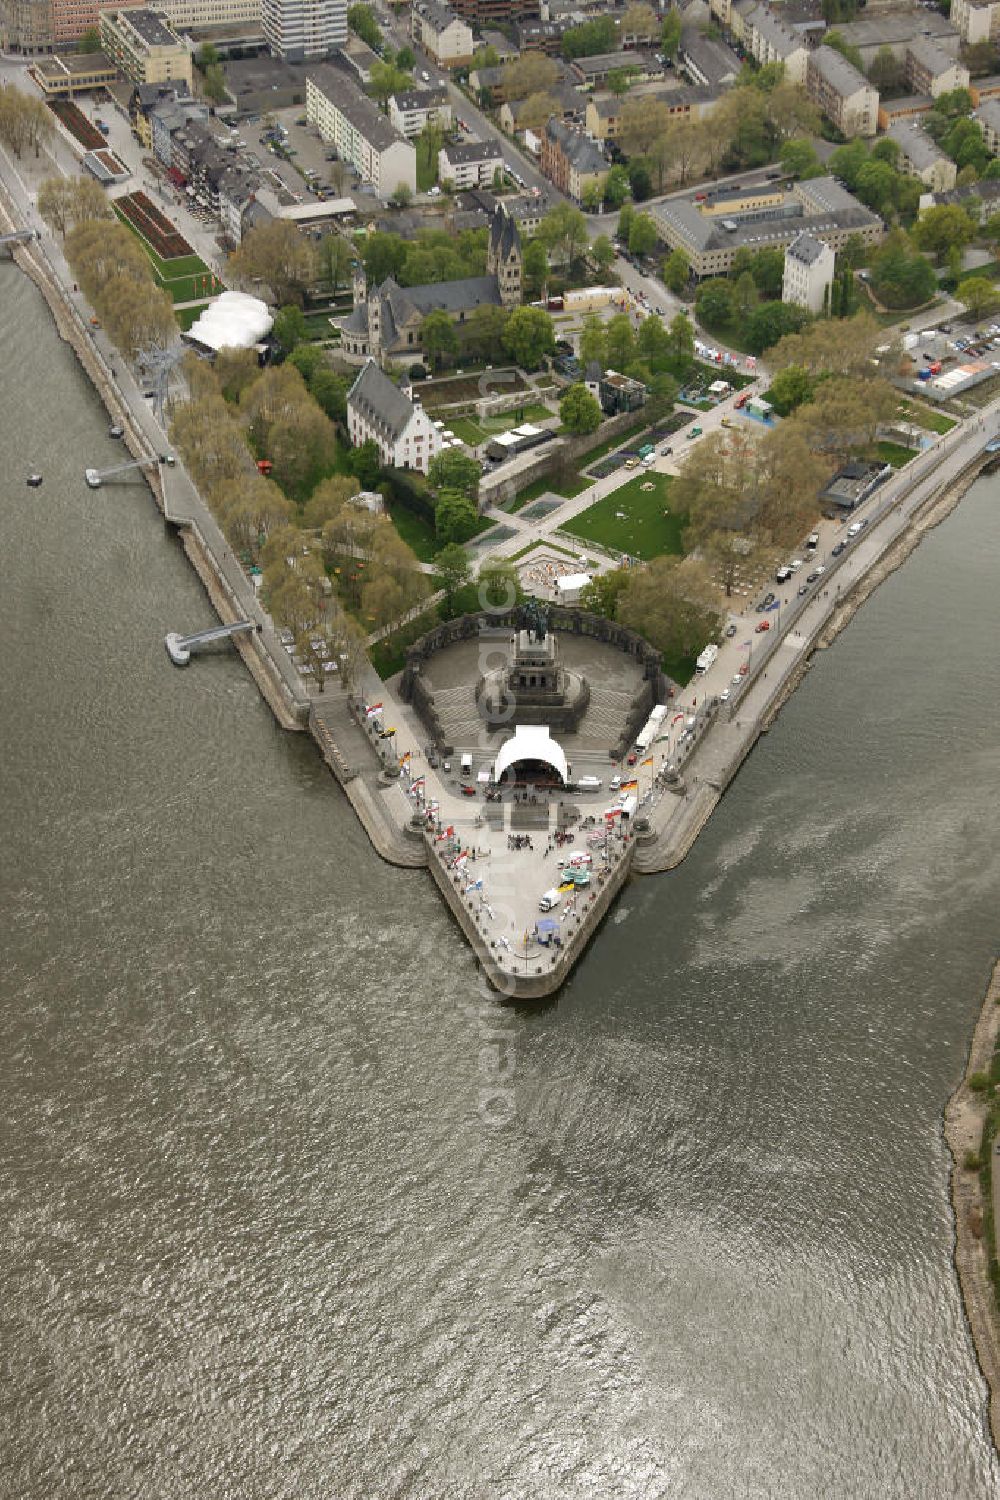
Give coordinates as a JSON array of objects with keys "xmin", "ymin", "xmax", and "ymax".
[
  {"xmin": 560, "ymin": 383, "xmax": 602, "ymax": 434},
  {"xmin": 0, "ymin": 85, "xmax": 52, "ymax": 159},
  {"xmin": 581, "ymin": 180, "xmax": 604, "ymax": 212},
  {"xmin": 912, "ymin": 203, "xmax": 976, "ymax": 263},
  {"xmin": 660, "ymin": 8, "xmax": 682, "ymax": 58},
  {"xmin": 957, "ymin": 275, "xmax": 1000, "ymax": 318},
  {"xmin": 272, "ymin": 303, "xmax": 307, "ymax": 357},
  {"xmin": 744, "ymin": 300, "xmax": 809, "ymax": 355},
  {"xmin": 37, "ymin": 177, "xmax": 80, "ymax": 238},
  {"xmin": 628, "ymin": 160, "xmax": 652, "ymax": 202},
  {"xmin": 662, "ymin": 248, "xmax": 690, "ymax": 294},
  {"xmin": 561, "ymin": 15, "xmax": 616, "ymax": 59},
  {"xmin": 580, "ymin": 568, "xmax": 630, "ymax": 619},
  {"xmin": 767, "ymin": 364, "xmax": 815, "ymax": 416},
  {"xmin": 517, "ymin": 91, "xmax": 560, "ymax": 133},
  {"xmin": 347, "ymin": 2, "xmax": 381, "ymax": 48},
  {"xmin": 369, "ymin": 62, "xmax": 413, "ymax": 110},
  {"xmin": 467, "ymin": 302, "xmax": 510, "ymax": 360},
  {"xmin": 579, "ymin": 312, "xmax": 606, "ymax": 369},
  {"xmin": 78, "ymin": 24, "xmax": 101, "ymax": 50},
  {"xmin": 435, "ymin": 488, "xmax": 479, "ymax": 543},
  {"xmin": 501, "ymin": 51, "xmax": 558, "ymax": 99},
  {"xmin": 622, "ymin": 2, "xmax": 657, "ymax": 41},
  {"xmin": 318, "ymin": 232, "xmax": 352, "ymax": 293},
  {"xmin": 606, "ymin": 68, "xmax": 632, "ymax": 97},
  {"xmin": 779, "ymin": 138, "xmax": 822, "ymax": 179},
  {"xmin": 347, "ymin": 439, "xmax": 381, "ymax": 489},
  {"xmin": 666, "ymin": 312, "xmax": 694, "ymax": 367},
  {"xmin": 867, "ymin": 44, "xmax": 903, "ymax": 93},
  {"xmin": 604, "ymin": 312, "xmax": 636, "ymax": 371},
  {"xmin": 421, "ymin": 309, "xmax": 458, "ymax": 370},
  {"xmin": 869, "ymin": 228, "xmax": 938, "ymax": 307},
  {"xmin": 196, "ymin": 40, "xmax": 220, "ymax": 68},
  {"xmin": 310, "ymin": 368, "xmax": 349, "ymax": 425},
  {"xmin": 303, "ymin": 474, "xmax": 360, "ymax": 529},
  {"xmin": 618, "ymin": 555, "xmax": 721, "ymax": 665},
  {"xmin": 229, "ymin": 219, "xmax": 317, "ymax": 305},
  {"xmin": 695, "ymin": 278, "xmax": 735, "ymax": 330},
  {"xmin": 523, "ymin": 238, "xmax": 548, "ymax": 297},
  {"xmin": 428, "ymin": 447, "xmax": 480, "ymax": 501},
  {"xmin": 733, "ymin": 270, "xmax": 758, "ymax": 322},
  {"xmin": 396, "ymin": 45, "xmax": 415, "ymax": 69},
  {"xmin": 390, "ymin": 181, "xmax": 412, "ymax": 207},
  {"xmin": 478, "ymin": 556, "xmax": 520, "ymax": 607},
  {"xmin": 603, "ymin": 164, "xmax": 630, "ymax": 210},
  {"xmin": 854, "ymin": 160, "xmax": 899, "ymax": 217},
  {"xmin": 590, "ymin": 234, "xmax": 615, "ymax": 275},
  {"xmin": 538, "ymin": 200, "xmax": 588, "ymax": 265},
  {"xmin": 619, "ymin": 96, "xmax": 671, "ymax": 159},
  {"xmin": 749, "ymin": 248, "xmax": 785, "ymax": 298},
  {"xmin": 628, "ymin": 212, "xmax": 657, "ymax": 258},
  {"xmin": 434, "ymin": 542, "xmax": 471, "ymax": 612},
  {"xmin": 501, "ymin": 306, "xmax": 555, "ymax": 369},
  {"xmin": 203, "ymin": 64, "xmax": 227, "ymax": 104}
]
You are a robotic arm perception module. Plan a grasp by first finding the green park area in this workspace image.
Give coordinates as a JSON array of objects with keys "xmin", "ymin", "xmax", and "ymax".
[
  {"xmin": 509, "ymin": 472, "xmax": 590, "ymax": 510},
  {"xmin": 875, "ymin": 440, "xmax": 917, "ymax": 469},
  {"xmin": 446, "ymin": 401, "xmax": 554, "ymax": 448},
  {"xmin": 112, "ymin": 205, "xmax": 217, "ymax": 304},
  {"xmin": 562, "ymin": 473, "xmax": 685, "ymax": 561},
  {"xmin": 385, "ymin": 495, "xmax": 492, "ymax": 563},
  {"xmin": 415, "ymin": 132, "xmax": 438, "ymax": 192},
  {"xmin": 896, "ymin": 399, "xmax": 956, "ymax": 435}
]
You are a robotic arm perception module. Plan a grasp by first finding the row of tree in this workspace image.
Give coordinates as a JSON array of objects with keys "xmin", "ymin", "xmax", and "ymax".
[
  {"xmin": 419, "ymin": 304, "xmax": 556, "ymax": 373},
  {"xmin": 64, "ymin": 220, "xmax": 176, "ymax": 360},
  {"xmin": 0, "ymin": 85, "xmax": 52, "ymax": 160}
]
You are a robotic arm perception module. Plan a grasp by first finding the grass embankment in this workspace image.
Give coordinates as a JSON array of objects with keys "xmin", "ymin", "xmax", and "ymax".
[
  {"xmin": 874, "ymin": 440, "xmax": 917, "ymax": 469},
  {"xmin": 972, "ymin": 1023, "xmax": 1000, "ymax": 1311},
  {"xmin": 385, "ymin": 497, "xmax": 492, "ymax": 563},
  {"xmin": 509, "ymin": 472, "xmax": 590, "ymax": 509},
  {"xmin": 562, "ymin": 473, "xmax": 685, "ymax": 560},
  {"xmin": 112, "ymin": 205, "xmax": 217, "ymax": 308},
  {"xmin": 897, "ymin": 399, "xmax": 956, "ymax": 435}
]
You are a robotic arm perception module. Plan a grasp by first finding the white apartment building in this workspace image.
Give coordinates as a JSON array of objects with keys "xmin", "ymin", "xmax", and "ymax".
[
  {"xmin": 782, "ymin": 231, "xmax": 835, "ymax": 314},
  {"xmin": 742, "ymin": 4, "xmax": 808, "ymax": 85},
  {"xmin": 952, "ymin": 0, "xmax": 1000, "ymax": 44},
  {"xmin": 806, "ymin": 45, "xmax": 879, "ymax": 138},
  {"xmin": 347, "ymin": 360, "xmax": 443, "ymax": 474},
  {"xmin": 307, "ymin": 65, "xmax": 416, "ymax": 198},
  {"xmin": 388, "ymin": 87, "xmax": 452, "ymax": 139},
  {"xmin": 438, "ymin": 138, "xmax": 503, "ymax": 189},
  {"xmin": 410, "ymin": 0, "xmax": 473, "ymax": 67},
  {"xmin": 262, "ymin": 0, "xmax": 346, "ymax": 60}
]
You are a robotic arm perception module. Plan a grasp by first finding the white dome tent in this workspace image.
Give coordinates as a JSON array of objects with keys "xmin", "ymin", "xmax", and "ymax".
[
  {"xmin": 493, "ymin": 725, "xmax": 568, "ymax": 786},
  {"xmin": 184, "ymin": 291, "xmax": 274, "ymax": 354}
]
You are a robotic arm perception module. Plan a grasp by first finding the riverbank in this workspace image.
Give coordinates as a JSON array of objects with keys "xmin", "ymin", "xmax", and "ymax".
[{"xmin": 946, "ymin": 960, "xmax": 1000, "ymax": 1452}]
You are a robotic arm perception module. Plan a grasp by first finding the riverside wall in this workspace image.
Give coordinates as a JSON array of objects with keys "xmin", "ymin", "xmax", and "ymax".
[{"xmin": 426, "ymin": 834, "xmax": 636, "ymax": 1001}]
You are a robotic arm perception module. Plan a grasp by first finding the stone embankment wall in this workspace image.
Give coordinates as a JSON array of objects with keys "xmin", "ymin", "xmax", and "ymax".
[
  {"xmin": 480, "ymin": 407, "xmax": 648, "ymax": 508},
  {"xmin": 426, "ymin": 835, "xmax": 635, "ymax": 1000}
]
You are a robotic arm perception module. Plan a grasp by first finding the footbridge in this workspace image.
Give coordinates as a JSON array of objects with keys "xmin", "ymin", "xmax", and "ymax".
[
  {"xmin": 0, "ymin": 229, "xmax": 37, "ymax": 250},
  {"xmin": 85, "ymin": 455, "xmax": 172, "ymax": 488},
  {"xmin": 165, "ymin": 621, "xmax": 255, "ymax": 666}
]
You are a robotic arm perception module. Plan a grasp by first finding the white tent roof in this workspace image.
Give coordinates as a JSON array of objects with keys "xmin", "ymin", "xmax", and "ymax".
[
  {"xmin": 493, "ymin": 725, "xmax": 568, "ymax": 785},
  {"xmin": 185, "ymin": 291, "xmax": 273, "ymax": 352},
  {"xmin": 554, "ymin": 572, "xmax": 591, "ymax": 593}
]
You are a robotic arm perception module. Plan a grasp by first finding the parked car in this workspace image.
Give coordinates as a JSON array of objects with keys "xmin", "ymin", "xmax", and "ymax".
[
  {"xmin": 724, "ymin": 623, "xmax": 737, "ymax": 638},
  {"xmin": 755, "ymin": 620, "xmax": 771, "ymax": 633},
  {"xmin": 831, "ymin": 541, "xmax": 846, "ymax": 556},
  {"xmin": 806, "ymin": 565, "xmax": 825, "ymax": 583},
  {"xmin": 688, "ymin": 426, "xmax": 702, "ymax": 439},
  {"xmin": 756, "ymin": 591, "xmax": 775, "ymax": 612},
  {"xmin": 660, "ymin": 445, "xmax": 673, "ymax": 456}
]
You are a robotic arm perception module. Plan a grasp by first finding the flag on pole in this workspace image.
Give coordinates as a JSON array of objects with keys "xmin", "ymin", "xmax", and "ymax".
[
  {"xmin": 621, "ymin": 778, "xmax": 638, "ymax": 791},
  {"xmin": 398, "ymin": 750, "xmax": 410, "ymax": 765},
  {"xmin": 366, "ymin": 701, "xmax": 383, "ymax": 718},
  {"xmin": 641, "ymin": 756, "xmax": 653, "ymax": 767}
]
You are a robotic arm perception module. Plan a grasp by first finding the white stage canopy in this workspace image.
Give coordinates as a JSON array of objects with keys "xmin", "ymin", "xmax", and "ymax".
[
  {"xmin": 185, "ymin": 291, "xmax": 273, "ymax": 352},
  {"xmin": 493, "ymin": 725, "xmax": 568, "ymax": 785}
]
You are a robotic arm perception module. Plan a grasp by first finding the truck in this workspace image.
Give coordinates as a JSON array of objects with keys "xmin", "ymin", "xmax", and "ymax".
[
  {"xmin": 539, "ymin": 888, "xmax": 562, "ymax": 912},
  {"xmin": 695, "ymin": 644, "xmax": 719, "ymax": 675},
  {"xmin": 638, "ymin": 443, "xmax": 655, "ymax": 461},
  {"xmin": 460, "ymin": 752, "xmax": 473, "ymax": 778}
]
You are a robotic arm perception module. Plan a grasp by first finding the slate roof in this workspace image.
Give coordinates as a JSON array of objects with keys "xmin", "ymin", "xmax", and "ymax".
[
  {"xmin": 489, "ymin": 202, "xmax": 520, "ymax": 262},
  {"xmin": 348, "ymin": 359, "xmax": 417, "ymax": 440},
  {"xmin": 786, "ymin": 230, "xmax": 829, "ymax": 266}
]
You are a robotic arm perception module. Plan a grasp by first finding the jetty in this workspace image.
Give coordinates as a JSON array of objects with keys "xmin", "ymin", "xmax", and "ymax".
[{"xmin": 165, "ymin": 622, "xmax": 255, "ymax": 666}]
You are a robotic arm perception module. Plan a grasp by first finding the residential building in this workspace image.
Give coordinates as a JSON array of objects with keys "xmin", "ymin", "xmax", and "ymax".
[
  {"xmin": 905, "ymin": 36, "xmax": 969, "ymax": 97},
  {"xmin": 129, "ymin": 79, "xmax": 191, "ymax": 145},
  {"xmin": 653, "ymin": 175, "xmax": 884, "ymax": 279},
  {"xmin": 499, "ymin": 84, "xmax": 583, "ymax": 133},
  {"xmin": 679, "ymin": 27, "xmax": 740, "ymax": 89},
  {"xmin": 887, "ymin": 117, "xmax": 957, "ymax": 191},
  {"xmin": 388, "ymin": 86, "xmax": 452, "ymax": 138},
  {"xmin": 156, "ymin": 0, "xmax": 260, "ymax": 28},
  {"xmin": 99, "ymin": 8, "xmax": 192, "ymax": 87},
  {"xmin": 347, "ymin": 360, "xmax": 443, "ymax": 473},
  {"xmin": 952, "ymin": 0, "xmax": 1000, "ymax": 45},
  {"xmin": 218, "ymin": 164, "xmax": 259, "ymax": 242},
  {"xmin": 568, "ymin": 50, "xmax": 661, "ymax": 88},
  {"xmin": 598, "ymin": 368, "xmax": 646, "ymax": 415},
  {"xmin": 460, "ymin": 187, "xmax": 549, "ymax": 236},
  {"xmin": 448, "ymin": 0, "xmax": 538, "ymax": 25},
  {"xmin": 262, "ymin": 0, "xmax": 346, "ymax": 59},
  {"xmin": 976, "ymin": 96, "xmax": 1000, "ymax": 153},
  {"xmin": 584, "ymin": 82, "xmax": 719, "ymax": 142},
  {"xmin": 540, "ymin": 116, "xmax": 609, "ymax": 202},
  {"xmin": 341, "ymin": 36, "xmax": 381, "ymax": 84},
  {"xmin": 971, "ymin": 72, "xmax": 1000, "ymax": 104},
  {"xmin": 438, "ymin": 138, "xmax": 503, "ymax": 188},
  {"xmin": 922, "ymin": 176, "xmax": 1000, "ymax": 219},
  {"xmin": 1, "ymin": 0, "xmax": 53, "ymax": 53},
  {"xmin": 306, "ymin": 64, "xmax": 416, "ymax": 198},
  {"xmin": 31, "ymin": 51, "xmax": 118, "ymax": 94},
  {"xmin": 150, "ymin": 94, "xmax": 208, "ymax": 163},
  {"xmin": 340, "ymin": 205, "xmax": 521, "ymax": 362},
  {"xmin": 410, "ymin": 0, "xmax": 473, "ymax": 66},
  {"xmin": 509, "ymin": 16, "xmax": 568, "ymax": 53},
  {"xmin": 741, "ymin": 4, "xmax": 808, "ymax": 86},
  {"xmin": 835, "ymin": 9, "xmax": 959, "ymax": 64},
  {"xmin": 782, "ymin": 231, "xmax": 835, "ymax": 313},
  {"xmin": 805, "ymin": 45, "xmax": 878, "ymax": 138}
]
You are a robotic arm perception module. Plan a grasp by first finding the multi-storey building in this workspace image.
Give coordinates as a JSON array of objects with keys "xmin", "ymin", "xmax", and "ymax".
[
  {"xmin": 887, "ymin": 118, "xmax": 957, "ymax": 191},
  {"xmin": 99, "ymin": 8, "xmax": 192, "ymax": 87},
  {"xmin": 410, "ymin": 0, "xmax": 473, "ymax": 66},
  {"xmin": 438, "ymin": 139, "xmax": 503, "ymax": 189},
  {"xmin": 584, "ymin": 83, "xmax": 719, "ymax": 143},
  {"xmin": 904, "ymin": 36, "xmax": 969, "ymax": 97},
  {"xmin": 388, "ymin": 87, "xmax": 452, "ymax": 139},
  {"xmin": 835, "ymin": 9, "xmax": 960, "ymax": 64},
  {"xmin": 782, "ymin": 232, "xmax": 835, "ymax": 314},
  {"xmin": 347, "ymin": 360, "xmax": 443, "ymax": 473},
  {"xmin": 32, "ymin": 51, "xmax": 119, "ymax": 92},
  {"xmin": 445, "ymin": 0, "xmax": 538, "ymax": 26},
  {"xmin": 306, "ymin": 64, "xmax": 416, "ymax": 198},
  {"xmin": 262, "ymin": 0, "xmax": 345, "ymax": 59},
  {"xmin": 805, "ymin": 45, "xmax": 878, "ymax": 138},
  {"xmin": 952, "ymin": 0, "xmax": 1000, "ymax": 44},
  {"xmin": 740, "ymin": 4, "xmax": 808, "ymax": 86},
  {"xmin": 539, "ymin": 116, "xmax": 608, "ymax": 202},
  {"xmin": 653, "ymin": 176, "xmax": 884, "ymax": 279},
  {"xmin": 2, "ymin": 0, "xmax": 54, "ymax": 52}
]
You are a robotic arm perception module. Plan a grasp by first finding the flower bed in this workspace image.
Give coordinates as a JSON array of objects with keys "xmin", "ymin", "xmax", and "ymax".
[
  {"xmin": 116, "ymin": 190, "xmax": 193, "ymax": 261},
  {"xmin": 46, "ymin": 98, "xmax": 105, "ymax": 151}
]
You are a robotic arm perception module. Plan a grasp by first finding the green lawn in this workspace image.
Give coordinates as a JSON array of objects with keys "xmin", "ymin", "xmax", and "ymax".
[
  {"xmin": 175, "ymin": 301, "xmax": 212, "ymax": 331},
  {"xmin": 896, "ymin": 399, "xmax": 956, "ymax": 435},
  {"xmin": 416, "ymin": 132, "xmax": 438, "ymax": 192},
  {"xmin": 441, "ymin": 402, "xmax": 554, "ymax": 447},
  {"xmin": 113, "ymin": 204, "xmax": 217, "ymax": 303},
  {"xmin": 509, "ymin": 472, "xmax": 590, "ymax": 509},
  {"xmin": 875, "ymin": 440, "xmax": 917, "ymax": 469},
  {"xmin": 386, "ymin": 498, "xmax": 492, "ymax": 562},
  {"xmin": 562, "ymin": 473, "xmax": 686, "ymax": 560}
]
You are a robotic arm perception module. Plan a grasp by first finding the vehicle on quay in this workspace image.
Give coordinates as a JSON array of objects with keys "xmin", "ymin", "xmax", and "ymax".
[
  {"xmin": 756, "ymin": 592, "xmax": 775, "ymax": 612},
  {"xmin": 806, "ymin": 565, "xmax": 825, "ymax": 584},
  {"xmin": 696, "ymin": 643, "xmax": 718, "ymax": 674},
  {"xmin": 724, "ymin": 623, "xmax": 737, "ymax": 637},
  {"xmin": 832, "ymin": 540, "xmax": 846, "ymax": 556},
  {"xmin": 539, "ymin": 888, "xmax": 562, "ymax": 912},
  {"xmin": 688, "ymin": 426, "xmax": 702, "ymax": 440},
  {"xmin": 460, "ymin": 752, "xmax": 473, "ymax": 776},
  {"xmin": 775, "ymin": 565, "xmax": 792, "ymax": 582},
  {"xmin": 755, "ymin": 620, "xmax": 771, "ymax": 632},
  {"xmin": 638, "ymin": 443, "xmax": 655, "ymax": 461},
  {"xmin": 806, "ymin": 532, "xmax": 819, "ymax": 550},
  {"xmin": 576, "ymin": 775, "xmax": 602, "ymax": 790}
]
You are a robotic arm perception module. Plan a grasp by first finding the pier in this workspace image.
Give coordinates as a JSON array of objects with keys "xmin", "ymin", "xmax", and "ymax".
[
  {"xmin": 165, "ymin": 621, "xmax": 255, "ymax": 666},
  {"xmin": 85, "ymin": 455, "xmax": 172, "ymax": 488}
]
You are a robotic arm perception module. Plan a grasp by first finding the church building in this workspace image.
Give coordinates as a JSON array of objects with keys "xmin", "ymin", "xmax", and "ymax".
[{"xmin": 340, "ymin": 204, "xmax": 523, "ymax": 365}]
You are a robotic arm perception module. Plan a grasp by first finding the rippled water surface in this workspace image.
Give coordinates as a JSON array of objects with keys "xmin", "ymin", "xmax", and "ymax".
[{"xmin": 3, "ymin": 263, "xmax": 1000, "ymax": 1498}]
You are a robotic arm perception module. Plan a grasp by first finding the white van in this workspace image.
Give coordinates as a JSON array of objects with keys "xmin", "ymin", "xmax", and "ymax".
[
  {"xmin": 460, "ymin": 752, "xmax": 473, "ymax": 777},
  {"xmin": 847, "ymin": 520, "xmax": 863, "ymax": 537},
  {"xmin": 577, "ymin": 775, "xmax": 602, "ymax": 790},
  {"xmin": 539, "ymin": 888, "xmax": 562, "ymax": 912}
]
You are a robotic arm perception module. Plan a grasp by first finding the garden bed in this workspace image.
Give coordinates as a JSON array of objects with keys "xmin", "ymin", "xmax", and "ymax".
[
  {"xmin": 46, "ymin": 97, "xmax": 105, "ymax": 151},
  {"xmin": 115, "ymin": 190, "xmax": 194, "ymax": 261}
]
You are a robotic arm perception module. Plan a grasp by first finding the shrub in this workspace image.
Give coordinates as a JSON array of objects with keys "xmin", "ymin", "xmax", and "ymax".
[
  {"xmin": 965, "ymin": 1150, "xmax": 982, "ymax": 1171},
  {"xmin": 969, "ymin": 1071, "xmax": 990, "ymax": 1092}
]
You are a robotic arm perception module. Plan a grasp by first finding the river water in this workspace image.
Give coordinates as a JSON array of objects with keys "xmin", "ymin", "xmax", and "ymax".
[{"xmin": 3, "ymin": 259, "xmax": 1000, "ymax": 1499}]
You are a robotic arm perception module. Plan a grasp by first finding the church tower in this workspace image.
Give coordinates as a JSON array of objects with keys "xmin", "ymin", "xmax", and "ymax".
[{"xmin": 487, "ymin": 206, "xmax": 522, "ymax": 310}]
